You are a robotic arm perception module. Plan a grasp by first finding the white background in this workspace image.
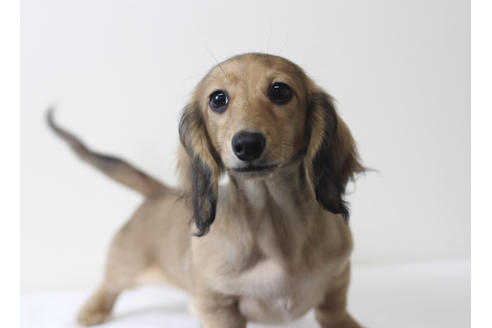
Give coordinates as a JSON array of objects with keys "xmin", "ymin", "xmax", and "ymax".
[{"xmin": 21, "ymin": 0, "xmax": 470, "ymax": 291}]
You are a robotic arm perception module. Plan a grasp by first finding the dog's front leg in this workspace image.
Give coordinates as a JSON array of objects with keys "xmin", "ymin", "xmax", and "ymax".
[
  {"xmin": 315, "ymin": 265, "xmax": 362, "ymax": 328},
  {"xmin": 190, "ymin": 290, "xmax": 246, "ymax": 328}
]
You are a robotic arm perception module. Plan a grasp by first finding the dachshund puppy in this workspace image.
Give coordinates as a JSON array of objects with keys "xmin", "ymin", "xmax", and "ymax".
[{"xmin": 48, "ymin": 53, "xmax": 365, "ymax": 328}]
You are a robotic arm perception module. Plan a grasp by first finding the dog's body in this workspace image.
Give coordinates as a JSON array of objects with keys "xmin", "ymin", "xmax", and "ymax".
[{"xmin": 48, "ymin": 53, "xmax": 364, "ymax": 328}]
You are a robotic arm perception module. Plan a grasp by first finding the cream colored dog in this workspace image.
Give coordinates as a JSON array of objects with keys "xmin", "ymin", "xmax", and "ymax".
[{"xmin": 48, "ymin": 53, "xmax": 365, "ymax": 328}]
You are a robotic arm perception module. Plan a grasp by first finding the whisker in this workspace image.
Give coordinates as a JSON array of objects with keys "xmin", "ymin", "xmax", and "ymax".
[
  {"xmin": 203, "ymin": 45, "xmax": 229, "ymax": 83},
  {"xmin": 266, "ymin": 24, "xmax": 272, "ymax": 54},
  {"xmin": 278, "ymin": 35, "xmax": 289, "ymax": 55}
]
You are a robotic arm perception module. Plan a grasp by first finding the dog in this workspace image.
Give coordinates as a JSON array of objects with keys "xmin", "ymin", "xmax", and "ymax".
[{"xmin": 47, "ymin": 53, "xmax": 365, "ymax": 328}]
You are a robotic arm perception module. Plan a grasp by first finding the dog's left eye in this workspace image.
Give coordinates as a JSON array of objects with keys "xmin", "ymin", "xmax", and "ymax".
[
  {"xmin": 269, "ymin": 82, "xmax": 292, "ymax": 105},
  {"xmin": 209, "ymin": 90, "xmax": 229, "ymax": 113}
]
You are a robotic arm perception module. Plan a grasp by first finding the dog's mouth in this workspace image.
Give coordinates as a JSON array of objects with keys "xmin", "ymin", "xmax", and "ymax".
[{"xmin": 229, "ymin": 164, "xmax": 278, "ymax": 176}]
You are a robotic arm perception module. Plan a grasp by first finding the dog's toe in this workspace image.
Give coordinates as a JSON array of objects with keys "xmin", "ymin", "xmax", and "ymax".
[{"xmin": 77, "ymin": 309, "xmax": 111, "ymax": 326}]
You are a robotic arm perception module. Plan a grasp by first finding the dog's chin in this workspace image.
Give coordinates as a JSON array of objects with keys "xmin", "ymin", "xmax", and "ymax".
[{"xmin": 228, "ymin": 164, "xmax": 277, "ymax": 179}]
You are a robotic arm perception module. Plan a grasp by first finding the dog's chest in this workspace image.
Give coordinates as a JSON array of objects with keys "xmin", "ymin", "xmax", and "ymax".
[
  {"xmin": 222, "ymin": 208, "xmax": 330, "ymax": 323},
  {"xmin": 235, "ymin": 258, "xmax": 326, "ymax": 324},
  {"xmin": 207, "ymin": 193, "xmax": 345, "ymax": 323}
]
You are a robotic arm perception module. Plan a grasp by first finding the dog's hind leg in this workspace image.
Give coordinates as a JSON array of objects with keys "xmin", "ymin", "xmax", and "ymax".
[
  {"xmin": 77, "ymin": 222, "xmax": 152, "ymax": 326},
  {"xmin": 77, "ymin": 284, "xmax": 120, "ymax": 326}
]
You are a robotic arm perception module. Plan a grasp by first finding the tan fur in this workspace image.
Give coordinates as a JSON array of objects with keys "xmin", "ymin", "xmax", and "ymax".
[{"xmin": 49, "ymin": 53, "xmax": 364, "ymax": 328}]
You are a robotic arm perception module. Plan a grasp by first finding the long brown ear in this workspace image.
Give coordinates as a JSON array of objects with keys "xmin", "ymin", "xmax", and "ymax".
[
  {"xmin": 178, "ymin": 98, "xmax": 223, "ymax": 236},
  {"xmin": 306, "ymin": 90, "xmax": 364, "ymax": 222}
]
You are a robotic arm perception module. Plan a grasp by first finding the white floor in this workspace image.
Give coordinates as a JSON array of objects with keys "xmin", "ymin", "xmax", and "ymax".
[{"xmin": 21, "ymin": 259, "xmax": 470, "ymax": 328}]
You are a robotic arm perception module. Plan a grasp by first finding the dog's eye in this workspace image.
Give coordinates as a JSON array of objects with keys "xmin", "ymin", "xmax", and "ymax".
[
  {"xmin": 209, "ymin": 90, "xmax": 229, "ymax": 113},
  {"xmin": 269, "ymin": 82, "xmax": 292, "ymax": 105}
]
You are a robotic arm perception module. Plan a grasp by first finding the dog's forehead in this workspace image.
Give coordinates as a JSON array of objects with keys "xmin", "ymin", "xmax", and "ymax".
[{"xmin": 205, "ymin": 53, "xmax": 306, "ymax": 86}]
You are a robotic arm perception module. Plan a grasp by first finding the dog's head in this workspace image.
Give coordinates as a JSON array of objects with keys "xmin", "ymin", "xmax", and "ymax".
[{"xmin": 178, "ymin": 53, "xmax": 364, "ymax": 236}]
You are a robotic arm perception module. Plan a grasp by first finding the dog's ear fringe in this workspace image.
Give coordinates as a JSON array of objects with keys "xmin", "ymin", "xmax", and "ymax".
[
  {"xmin": 307, "ymin": 91, "xmax": 366, "ymax": 223},
  {"xmin": 178, "ymin": 102, "xmax": 222, "ymax": 237},
  {"xmin": 190, "ymin": 156, "xmax": 218, "ymax": 237}
]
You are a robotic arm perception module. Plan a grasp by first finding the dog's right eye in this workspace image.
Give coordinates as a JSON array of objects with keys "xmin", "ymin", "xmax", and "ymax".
[{"xmin": 209, "ymin": 90, "xmax": 229, "ymax": 113}]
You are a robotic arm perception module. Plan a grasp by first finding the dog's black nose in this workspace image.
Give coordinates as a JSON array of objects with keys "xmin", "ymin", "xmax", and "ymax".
[{"xmin": 231, "ymin": 131, "xmax": 266, "ymax": 162}]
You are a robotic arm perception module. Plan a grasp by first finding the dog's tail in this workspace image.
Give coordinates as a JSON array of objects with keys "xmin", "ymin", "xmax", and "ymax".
[{"xmin": 46, "ymin": 109, "xmax": 168, "ymax": 197}]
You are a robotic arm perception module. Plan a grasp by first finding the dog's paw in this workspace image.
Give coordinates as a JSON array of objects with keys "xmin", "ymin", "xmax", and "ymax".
[{"xmin": 77, "ymin": 308, "xmax": 111, "ymax": 326}]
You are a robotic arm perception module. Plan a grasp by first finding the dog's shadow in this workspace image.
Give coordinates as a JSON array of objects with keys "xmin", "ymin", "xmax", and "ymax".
[
  {"xmin": 111, "ymin": 302, "xmax": 192, "ymax": 323},
  {"xmin": 109, "ymin": 302, "xmax": 319, "ymax": 328}
]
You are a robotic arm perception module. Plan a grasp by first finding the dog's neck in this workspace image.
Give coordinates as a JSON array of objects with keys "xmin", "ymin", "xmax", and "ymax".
[
  {"xmin": 227, "ymin": 162, "xmax": 319, "ymax": 223},
  {"xmin": 224, "ymin": 162, "xmax": 323, "ymax": 268}
]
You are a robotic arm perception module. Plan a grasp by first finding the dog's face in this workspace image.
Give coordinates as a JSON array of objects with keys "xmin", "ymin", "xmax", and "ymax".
[
  {"xmin": 199, "ymin": 55, "xmax": 309, "ymax": 178},
  {"xmin": 179, "ymin": 53, "xmax": 364, "ymax": 236}
]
